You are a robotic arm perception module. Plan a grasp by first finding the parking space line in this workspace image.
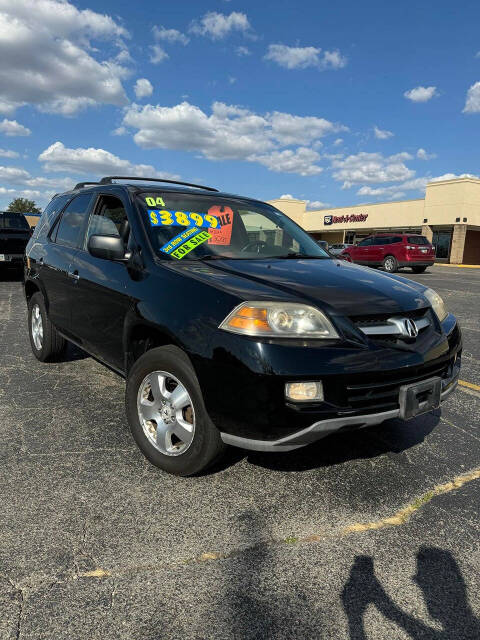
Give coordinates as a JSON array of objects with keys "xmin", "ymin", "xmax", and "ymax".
[
  {"xmin": 72, "ymin": 467, "xmax": 480, "ymax": 578},
  {"xmin": 459, "ymin": 379, "xmax": 480, "ymax": 392}
]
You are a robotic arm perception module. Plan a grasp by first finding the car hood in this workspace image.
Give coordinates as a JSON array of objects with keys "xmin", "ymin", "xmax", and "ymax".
[{"xmin": 172, "ymin": 257, "xmax": 429, "ymax": 316}]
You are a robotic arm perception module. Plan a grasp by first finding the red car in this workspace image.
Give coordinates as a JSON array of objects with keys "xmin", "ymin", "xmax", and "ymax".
[{"xmin": 341, "ymin": 233, "xmax": 435, "ymax": 273}]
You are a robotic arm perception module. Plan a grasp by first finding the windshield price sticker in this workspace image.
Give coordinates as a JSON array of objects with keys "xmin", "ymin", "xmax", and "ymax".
[
  {"xmin": 207, "ymin": 206, "xmax": 234, "ymax": 245},
  {"xmin": 145, "ymin": 196, "xmax": 166, "ymax": 207},
  {"xmin": 160, "ymin": 227, "xmax": 200, "ymax": 255},
  {"xmin": 170, "ymin": 230, "xmax": 212, "ymax": 260},
  {"xmin": 148, "ymin": 209, "xmax": 219, "ymax": 229}
]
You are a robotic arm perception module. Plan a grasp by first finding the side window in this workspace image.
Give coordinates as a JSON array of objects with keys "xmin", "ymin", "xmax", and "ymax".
[
  {"xmin": 54, "ymin": 193, "xmax": 93, "ymax": 248},
  {"xmin": 34, "ymin": 195, "xmax": 71, "ymax": 241},
  {"xmin": 85, "ymin": 195, "xmax": 128, "ymax": 247},
  {"xmin": 378, "ymin": 237, "xmax": 391, "ymax": 245},
  {"xmin": 391, "ymin": 236, "xmax": 402, "ymax": 244},
  {"xmin": 358, "ymin": 237, "xmax": 372, "ymax": 246}
]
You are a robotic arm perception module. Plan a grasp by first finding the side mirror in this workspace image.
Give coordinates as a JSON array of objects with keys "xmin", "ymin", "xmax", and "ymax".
[{"xmin": 88, "ymin": 234, "xmax": 127, "ymax": 261}]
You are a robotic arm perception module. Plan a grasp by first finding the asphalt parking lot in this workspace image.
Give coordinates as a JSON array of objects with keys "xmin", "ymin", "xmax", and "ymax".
[{"xmin": 0, "ymin": 265, "xmax": 479, "ymax": 640}]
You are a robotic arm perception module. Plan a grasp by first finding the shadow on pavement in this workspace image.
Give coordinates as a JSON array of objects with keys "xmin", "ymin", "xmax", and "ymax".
[
  {"xmin": 239, "ymin": 411, "xmax": 440, "ymax": 473},
  {"xmin": 342, "ymin": 548, "xmax": 480, "ymax": 640}
]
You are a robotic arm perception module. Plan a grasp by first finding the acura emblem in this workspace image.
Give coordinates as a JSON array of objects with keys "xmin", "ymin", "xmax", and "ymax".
[{"xmin": 403, "ymin": 318, "xmax": 418, "ymax": 338}]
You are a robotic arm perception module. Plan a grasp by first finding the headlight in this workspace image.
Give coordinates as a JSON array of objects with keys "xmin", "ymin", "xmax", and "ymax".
[
  {"xmin": 219, "ymin": 301, "xmax": 339, "ymax": 338},
  {"xmin": 424, "ymin": 288, "xmax": 448, "ymax": 322}
]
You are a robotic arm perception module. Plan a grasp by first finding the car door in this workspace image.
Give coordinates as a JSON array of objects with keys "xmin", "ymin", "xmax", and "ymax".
[
  {"xmin": 369, "ymin": 237, "xmax": 388, "ymax": 264},
  {"xmin": 39, "ymin": 193, "xmax": 93, "ymax": 336},
  {"xmin": 353, "ymin": 237, "xmax": 373, "ymax": 263},
  {"xmin": 68, "ymin": 192, "xmax": 134, "ymax": 370}
]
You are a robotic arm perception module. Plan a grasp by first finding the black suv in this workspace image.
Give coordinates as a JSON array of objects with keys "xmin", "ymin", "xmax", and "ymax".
[{"xmin": 24, "ymin": 177, "xmax": 461, "ymax": 476}]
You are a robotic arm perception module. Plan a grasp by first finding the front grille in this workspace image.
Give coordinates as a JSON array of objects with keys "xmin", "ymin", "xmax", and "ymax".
[
  {"xmin": 350, "ymin": 307, "xmax": 432, "ymax": 342},
  {"xmin": 341, "ymin": 356, "xmax": 454, "ymax": 413},
  {"xmin": 350, "ymin": 306, "xmax": 429, "ymax": 327}
]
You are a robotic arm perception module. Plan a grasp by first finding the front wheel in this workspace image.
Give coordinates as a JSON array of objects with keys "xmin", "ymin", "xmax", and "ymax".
[
  {"xmin": 383, "ymin": 255, "xmax": 398, "ymax": 273},
  {"xmin": 28, "ymin": 292, "xmax": 66, "ymax": 362},
  {"xmin": 125, "ymin": 345, "xmax": 226, "ymax": 476},
  {"xmin": 412, "ymin": 266, "xmax": 427, "ymax": 273}
]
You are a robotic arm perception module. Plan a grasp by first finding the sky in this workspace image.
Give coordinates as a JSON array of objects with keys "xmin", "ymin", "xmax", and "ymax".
[{"xmin": 0, "ymin": 0, "xmax": 479, "ymax": 211}]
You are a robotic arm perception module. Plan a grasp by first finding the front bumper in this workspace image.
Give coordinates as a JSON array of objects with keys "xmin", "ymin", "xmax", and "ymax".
[{"xmin": 220, "ymin": 365, "xmax": 459, "ymax": 451}]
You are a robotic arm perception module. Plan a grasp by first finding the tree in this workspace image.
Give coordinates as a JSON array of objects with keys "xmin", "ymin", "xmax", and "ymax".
[{"xmin": 6, "ymin": 197, "xmax": 42, "ymax": 214}]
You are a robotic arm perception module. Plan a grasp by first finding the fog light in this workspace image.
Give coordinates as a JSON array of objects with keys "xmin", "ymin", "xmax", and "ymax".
[{"xmin": 285, "ymin": 381, "xmax": 324, "ymax": 402}]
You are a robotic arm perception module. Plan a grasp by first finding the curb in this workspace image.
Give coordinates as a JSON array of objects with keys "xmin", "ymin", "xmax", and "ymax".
[{"xmin": 434, "ymin": 263, "xmax": 480, "ymax": 269}]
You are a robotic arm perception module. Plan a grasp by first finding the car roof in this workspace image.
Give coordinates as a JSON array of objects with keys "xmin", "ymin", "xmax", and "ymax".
[{"xmin": 56, "ymin": 182, "xmax": 268, "ymax": 208}]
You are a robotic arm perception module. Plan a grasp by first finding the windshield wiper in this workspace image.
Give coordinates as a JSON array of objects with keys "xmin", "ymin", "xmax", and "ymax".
[
  {"xmin": 272, "ymin": 252, "xmax": 326, "ymax": 259},
  {"xmin": 197, "ymin": 254, "xmax": 226, "ymax": 261}
]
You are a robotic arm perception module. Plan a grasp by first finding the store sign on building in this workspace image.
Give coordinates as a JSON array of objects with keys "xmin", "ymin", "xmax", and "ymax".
[{"xmin": 324, "ymin": 213, "xmax": 368, "ymax": 225}]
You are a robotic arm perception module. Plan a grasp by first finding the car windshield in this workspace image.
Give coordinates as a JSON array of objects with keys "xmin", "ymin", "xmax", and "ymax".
[
  {"xmin": 0, "ymin": 213, "xmax": 30, "ymax": 230},
  {"xmin": 136, "ymin": 192, "xmax": 331, "ymax": 261}
]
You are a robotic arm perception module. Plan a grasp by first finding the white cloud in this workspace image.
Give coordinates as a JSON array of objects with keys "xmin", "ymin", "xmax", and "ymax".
[
  {"xmin": 150, "ymin": 45, "xmax": 169, "ymax": 64},
  {"xmin": 331, "ymin": 152, "xmax": 415, "ymax": 188},
  {"xmin": 190, "ymin": 12, "xmax": 252, "ymax": 40},
  {"xmin": 122, "ymin": 101, "xmax": 346, "ymax": 175},
  {"xmin": 236, "ymin": 45, "xmax": 251, "ymax": 57},
  {"xmin": 38, "ymin": 141, "xmax": 178, "ymax": 180},
  {"xmin": 279, "ymin": 194, "xmax": 328, "ymax": 208},
  {"xmin": 404, "ymin": 86, "xmax": 438, "ymax": 103},
  {"xmin": 152, "ymin": 25, "xmax": 189, "ymax": 45},
  {"xmin": 0, "ymin": 0, "xmax": 129, "ymax": 115},
  {"xmin": 228, "ymin": 76, "xmax": 237, "ymax": 85},
  {"xmin": 416, "ymin": 148, "xmax": 436, "ymax": 160},
  {"xmin": 134, "ymin": 78, "xmax": 153, "ymax": 99},
  {"xmin": 429, "ymin": 172, "xmax": 477, "ymax": 182},
  {"xmin": 333, "ymin": 138, "xmax": 343, "ymax": 146},
  {"xmin": 373, "ymin": 125, "xmax": 394, "ymax": 140},
  {"xmin": 264, "ymin": 44, "xmax": 347, "ymax": 70},
  {"xmin": 111, "ymin": 126, "xmax": 127, "ymax": 136},
  {"xmin": 252, "ymin": 147, "xmax": 323, "ymax": 176},
  {"xmin": 463, "ymin": 81, "xmax": 480, "ymax": 113},
  {"xmin": 0, "ymin": 118, "xmax": 31, "ymax": 136},
  {"xmin": 0, "ymin": 148, "xmax": 19, "ymax": 158},
  {"xmin": 306, "ymin": 200, "xmax": 329, "ymax": 209}
]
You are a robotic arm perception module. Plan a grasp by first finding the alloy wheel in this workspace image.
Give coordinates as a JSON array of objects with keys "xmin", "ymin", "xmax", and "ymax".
[
  {"xmin": 31, "ymin": 304, "xmax": 43, "ymax": 351},
  {"xmin": 137, "ymin": 370, "xmax": 195, "ymax": 456}
]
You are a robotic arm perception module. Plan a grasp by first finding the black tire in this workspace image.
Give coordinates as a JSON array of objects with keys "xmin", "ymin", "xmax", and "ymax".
[
  {"xmin": 125, "ymin": 345, "xmax": 226, "ymax": 476},
  {"xmin": 28, "ymin": 291, "xmax": 66, "ymax": 362},
  {"xmin": 412, "ymin": 266, "xmax": 427, "ymax": 273},
  {"xmin": 382, "ymin": 255, "xmax": 398, "ymax": 273}
]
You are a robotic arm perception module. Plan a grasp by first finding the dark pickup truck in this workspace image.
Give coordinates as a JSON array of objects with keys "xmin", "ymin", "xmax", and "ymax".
[{"xmin": 0, "ymin": 212, "xmax": 31, "ymax": 267}]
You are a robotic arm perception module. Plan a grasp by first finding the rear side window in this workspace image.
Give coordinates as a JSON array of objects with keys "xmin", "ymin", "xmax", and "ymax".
[
  {"xmin": 0, "ymin": 213, "xmax": 30, "ymax": 230},
  {"xmin": 33, "ymin": 195, "xmax": 71, "ymax": 241},
  {"xmin": 407, "ymin": 235, "xmax": 429, "ymax": 245},
  {"xmin": 54, "ymin": 193, "xmax": 93, "ymax": 248}
]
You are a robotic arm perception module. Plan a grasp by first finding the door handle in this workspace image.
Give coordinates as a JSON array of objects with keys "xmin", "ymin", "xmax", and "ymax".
[{"xmin": 68, "ymin": 270, "xmax": 80, "ymax": 281}]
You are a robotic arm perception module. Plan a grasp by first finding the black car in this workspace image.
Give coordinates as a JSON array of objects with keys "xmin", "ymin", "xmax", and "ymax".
[
  {"xmin": 24, "ymin": 177, "xmax": 461, "ymax": 476},
  {"xmin": 0, "ymin": 212, "xmax": 31, "ymax": 268}
]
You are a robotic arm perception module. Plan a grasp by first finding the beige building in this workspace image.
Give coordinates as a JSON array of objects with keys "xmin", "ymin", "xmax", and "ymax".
[{"xmin": 269, "ymin": 177, "xmax": 480, "ymax": 264}]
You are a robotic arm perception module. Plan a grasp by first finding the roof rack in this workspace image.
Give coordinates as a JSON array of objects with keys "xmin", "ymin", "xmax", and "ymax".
[
  {"xmin": 99, "ymin": 176, "xmax": 219, "ymax": 192},
  {"xmin": 74, "ymin": 181, "xmax": 100, "ymax": 189}
]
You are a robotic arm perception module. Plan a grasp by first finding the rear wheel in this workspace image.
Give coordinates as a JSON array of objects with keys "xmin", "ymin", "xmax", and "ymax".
[
  {"xmin": 412, "ymin": 266, "xmax": 427, "ymax": 273},
  {"xmin": 383, "ymin": 255, "xmax": 398, "ymax": 273},
  {"xmin": 125, "ymin": 345, "xmax": 226, "ymax": 476},
  {"xmin": 28, "ymin": 292, "xmax": 66, "ymax": 362}
]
